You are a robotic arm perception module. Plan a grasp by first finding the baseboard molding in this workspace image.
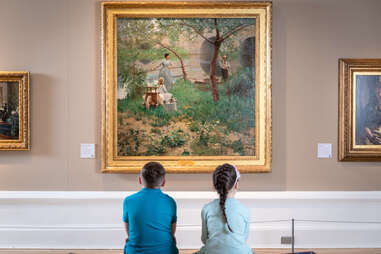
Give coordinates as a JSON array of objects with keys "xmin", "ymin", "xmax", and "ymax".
[{"xmin": 0, "ymin": 191, "xmax": 381, "ymax": 249}]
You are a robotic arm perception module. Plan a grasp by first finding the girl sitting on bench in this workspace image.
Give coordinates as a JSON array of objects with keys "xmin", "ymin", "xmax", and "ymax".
[{"xmin": 194, "ymin": 164, "xmax": 253, "ymax": 254}]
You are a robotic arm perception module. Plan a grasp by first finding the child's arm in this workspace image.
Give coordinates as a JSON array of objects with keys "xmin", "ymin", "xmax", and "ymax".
[
  {"xmin": 201, "ymin": 208, "xmax": 208, "ymax": 244},
  {"xmin": 171, "ymin": 222, "xmax": 177, "ymax": 244},
  {"xmin": 123, "ymin": 199, "xmax": 129, "ymax": 243}
]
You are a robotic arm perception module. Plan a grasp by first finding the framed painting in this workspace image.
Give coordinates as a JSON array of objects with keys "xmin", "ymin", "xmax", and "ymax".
[
  {"xmin": 101, "ymin": 2, "xmax": 272, "ymax": 173},
  {"xmin": 339, "ymin": 59, "xmax": 381, "ymax": 161},
  {"xmin": 0, "ymin": 71, "xmax": 30, "ymax": 150}
]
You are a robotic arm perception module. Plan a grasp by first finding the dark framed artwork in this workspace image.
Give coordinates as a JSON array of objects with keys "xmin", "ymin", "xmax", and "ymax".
[
  {"xmin": 0, "ymin": 71, "xmax": 30, "ymax": 150},
  {"xmin": 339, "ymin": 59, "xmax": 381, "ymax": 161}
]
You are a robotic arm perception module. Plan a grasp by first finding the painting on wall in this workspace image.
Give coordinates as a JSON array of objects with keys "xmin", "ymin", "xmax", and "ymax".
[
  {"xmin": 339, "ymin": 59, "xmax": 381, "ymax": 161},
  {"xmin": 0, "ymin": 71, "xmax": 30, "ymax": 150},
  {"xmin": 101, "ymin": 2, "xmax": 272, "ymax": 173}
]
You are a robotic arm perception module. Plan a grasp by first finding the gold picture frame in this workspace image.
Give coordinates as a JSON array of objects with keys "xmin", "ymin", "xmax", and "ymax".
[
  {"xmin": 339, "ymin": 59, "xmax": 381, "ymax": 161},
  {"xmin": 101, "ymin": 1, "xmax": 272, "ymax": 173},
  {"xmin": 0, "ymin": 71, "xmax": 30, "ymax": 150}
]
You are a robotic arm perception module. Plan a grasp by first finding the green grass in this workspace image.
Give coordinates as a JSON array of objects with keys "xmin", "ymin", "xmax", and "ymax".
[
  {"xmin": 118, "ymin": 77, "xmax": 255, "ymax": 133},
  {"xmin": 117, "ymin": 72, "xmax": 256, "ymax": 156},
  {"xmin": 171, "ymin": 79, "xmax": 255, "ymax": 132}
]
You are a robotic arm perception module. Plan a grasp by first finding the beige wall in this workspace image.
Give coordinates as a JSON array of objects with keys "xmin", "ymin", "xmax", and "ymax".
[{"xmin": 0, "ymin": 0, "xmax": 380, "ymax": 191}]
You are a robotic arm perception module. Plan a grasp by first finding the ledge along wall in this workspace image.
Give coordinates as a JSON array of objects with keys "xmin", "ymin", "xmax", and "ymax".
[{"xmin": 0, "ymin": 0, "xmax": 381, "ymax": 191}]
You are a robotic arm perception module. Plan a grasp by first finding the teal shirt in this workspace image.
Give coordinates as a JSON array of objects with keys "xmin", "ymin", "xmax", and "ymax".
[
  {"xmin": 123, "ymin": 188, "xmax": 178, "ymax": 254},
  {"xmin": 196, "ymin": 198, "xmax": 252, "ymax": 254}
]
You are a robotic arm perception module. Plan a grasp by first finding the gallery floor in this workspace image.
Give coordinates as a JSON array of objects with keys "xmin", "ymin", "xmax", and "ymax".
[{"xmin": 0, "ymin": 249, "xmax": 380, "ymax": 254}]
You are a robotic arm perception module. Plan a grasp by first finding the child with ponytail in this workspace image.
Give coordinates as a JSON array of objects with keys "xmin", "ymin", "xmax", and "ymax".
[{"xmin": 195, "ymin": 164, "xmax": 253, "ymax": 254}]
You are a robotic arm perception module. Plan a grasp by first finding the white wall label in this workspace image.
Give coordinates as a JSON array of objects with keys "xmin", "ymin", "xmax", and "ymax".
[
  {"xmin": 80, "ymin": 144, "xmax": 95, "ymax": 159},
  {"xmin": 317, "ymin": 143, "xmax": 332, "ymax": 158}
]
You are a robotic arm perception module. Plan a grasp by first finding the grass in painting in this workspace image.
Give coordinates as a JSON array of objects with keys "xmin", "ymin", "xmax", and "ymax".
[{"xmin": 117, "ymin": 71, "xmax": 255, "ymax": 156}]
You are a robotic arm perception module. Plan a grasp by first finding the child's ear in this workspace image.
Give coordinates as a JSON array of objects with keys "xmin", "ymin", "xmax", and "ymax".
[
  {"xmin": 235, "ymin": 181, "xmax": 239, "ymax": 190},
  {"xmin": 161, "ymin": 178, "xmax": 166, "ymax": 187},
  {"xmin": 139, "ymin": 176, "xmax": 142, "ymax": 185}
]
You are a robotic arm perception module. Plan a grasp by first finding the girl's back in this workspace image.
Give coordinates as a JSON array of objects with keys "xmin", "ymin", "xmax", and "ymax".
[{"xmin": 197, "ymin": 198, "xmax": 252, "ymax": 254}]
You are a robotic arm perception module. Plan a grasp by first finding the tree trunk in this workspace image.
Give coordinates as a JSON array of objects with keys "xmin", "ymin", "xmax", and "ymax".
[{"xmin": 210, "ymin": 42, "xmax": 221, "ymax": 102}]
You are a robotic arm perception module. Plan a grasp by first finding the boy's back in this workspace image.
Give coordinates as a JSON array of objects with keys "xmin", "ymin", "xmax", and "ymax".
[{"xmin": 123, "ymin": 188, "xmax": 178, "ymax": 254}]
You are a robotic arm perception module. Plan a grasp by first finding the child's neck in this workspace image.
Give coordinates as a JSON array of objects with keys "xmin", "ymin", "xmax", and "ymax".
[
  {"xmin": 143, "ymin": 186, "xmax": 161, "ymax": 189},
  {"xmin": 227, "ymin": 190, "xmax": 236, "ymax": 198}
]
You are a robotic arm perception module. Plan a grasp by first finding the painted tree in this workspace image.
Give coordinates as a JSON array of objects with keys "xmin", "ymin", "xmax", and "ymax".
[
  {"xmin": 158, "ymin": 18, "xmax": 255, "ymax": 102},
  {"xmin": 117, "ymin": 18, "xmax": 189, "ymax": 83}
]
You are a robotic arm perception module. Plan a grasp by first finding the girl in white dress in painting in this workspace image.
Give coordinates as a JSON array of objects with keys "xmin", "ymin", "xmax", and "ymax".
[{"xmin": 158, "ymin": 77, "xmax": 174, "ymax": 104}]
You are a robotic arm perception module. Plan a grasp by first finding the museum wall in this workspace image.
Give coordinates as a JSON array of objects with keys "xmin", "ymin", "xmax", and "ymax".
[{"xmin": 0, "ymin": 0, "xmax": 380, "ymax": 191}]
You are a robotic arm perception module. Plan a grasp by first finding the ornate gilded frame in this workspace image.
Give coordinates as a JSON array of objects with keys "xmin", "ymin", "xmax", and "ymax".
[
  {"xmin": 338, "ymin": 59, "xmax": 381, "ymax": 161},
  {"xmin": 101, "ymin": 2, "xmax": 272, "ymax": 173},
  {"xmin": 0, "ymin": 71, "xmax": 30, "ymax": 150}
]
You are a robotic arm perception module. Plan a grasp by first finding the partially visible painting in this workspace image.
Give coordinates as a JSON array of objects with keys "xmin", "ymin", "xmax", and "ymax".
[
  {"xmin": 0, "ymin": 71, "xmax": 30, "ymax": 150},
  {"xmin": 102, "ymin": 2, "xmax": 272, "ymax": 173},
  {"xmin": 339, "ymin": 59, "xmax": 381, "ymax": 161}
]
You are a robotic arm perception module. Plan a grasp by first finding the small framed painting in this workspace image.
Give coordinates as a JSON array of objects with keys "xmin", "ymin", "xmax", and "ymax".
[
  {"xmin": 339, "ymin": 59, "xmax": 381, "ymax": 161},
  {"xmin": 101, "ymin": 2, "xmax": 272, "ymax": 173},
  {"xmin": 0, "ymin": 71, "xmax": 30, "ymax": 150}
]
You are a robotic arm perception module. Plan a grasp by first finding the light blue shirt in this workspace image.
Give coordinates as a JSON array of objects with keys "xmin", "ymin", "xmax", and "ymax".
[
  {"xmin": 123, "ymin": 188, "xmax": 178, "ymax": 254},
  {"xmin": 196, "ymin": 198, "xmax": 252, "ymax": 254}
]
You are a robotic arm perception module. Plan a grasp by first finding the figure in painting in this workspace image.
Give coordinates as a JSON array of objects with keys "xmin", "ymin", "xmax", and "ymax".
[
  {"xmin": 143, "ymin": 78, "xmax": 177, "ymax": 111},
  {"xmin": 357, "ymin": 76, "xmax": 381, "ymax": 145},
  {"xmin": 153, "ymin": 53, "xmax": 174, "ymax": 91},
  {"xmin": 221, "ymin": 55, "xmax": 230, "ymax": 82}
]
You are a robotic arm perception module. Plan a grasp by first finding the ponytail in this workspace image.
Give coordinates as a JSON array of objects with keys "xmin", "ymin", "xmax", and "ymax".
[{"xmin": 213, "ymin": 164, "xmax": 238, "ymax": 232}]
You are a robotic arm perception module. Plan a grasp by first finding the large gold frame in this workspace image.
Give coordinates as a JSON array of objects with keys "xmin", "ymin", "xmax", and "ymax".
[
  {"xmin": 338, "ymin": 59, "xmax": 381, "ymax": 161},
  {"xmin": 0, "ymin": 71, "xmax": 30, "ymax": 151},
  {"xmin": 101, "ymin": 1, "xmax": 272, "ymax": 173}
]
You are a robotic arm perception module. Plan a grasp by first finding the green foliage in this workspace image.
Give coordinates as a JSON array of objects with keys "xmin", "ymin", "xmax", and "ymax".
[
  {"xmin": 145, "ymin": 142, "xmax": 166, "ymax": 156},
  {"xmin": 147, "ymin": 106, "xmax": 172, "ymax": 122},
  {"xmin": 225, "ymin": 67, "xmax": 256, "ymax": 98},
  {"xmin": 117, "ymin": 61, "xmax": 147, "ymax": 99},
  {"xmin": 117, "ymin": 78, "xmax": 255, "ymax": 156},
  {"xmin": 157, "ymin": 18, "xmax": 255, "ymax": 41},
  {"xmin": 118, "ymin": 128, "xmax": 145, "ymax": 156},
  {"xmin": 172, "ymin": 79, "xmax": 255, "ymax": 132},
  {"xmin": 189, "ymin": 122, "xmax": 199, "ymax": 132},
  {"xmin": 193, "ymin": 121, "xmax": 218, "ymax": 146},
  {"xmin": 150, "ymin": 128, "xmax": 162, "ymax": 134},
  {"xmin": 181, "ymin": 150, "xmax": 190, "ymax": 156},
  {"xmin": 231, "ymin": 139, "xmax": 245, "ymax": 155},
  {"xmin": 161, "ymin": 129, "xmax": 186, "ymax": 148},
  {"xmin": 151, "ymin": 117, "xmax": 170, "ymax": 127},
  {"xmin": 190, "ymin": 141, "xmax": 219, "ymax": 156}
]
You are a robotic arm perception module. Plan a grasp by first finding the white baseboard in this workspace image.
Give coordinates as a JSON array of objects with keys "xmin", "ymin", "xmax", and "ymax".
[{"xmin": 0, "ymin": 191, "xmax": 381, "ymax": 249}]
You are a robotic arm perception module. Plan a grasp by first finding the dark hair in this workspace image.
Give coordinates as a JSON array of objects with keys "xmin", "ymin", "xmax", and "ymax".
[
  {"xmin": 213, "ymin": 163, "xmax": 237, "ymax": 232},
  {"xmin": 141, "ymin": 162, "xmax": 166, "ymax": 188},
  {"xmin": 164, "ymin": 53, "xmax": 170, "ymax": 58}
]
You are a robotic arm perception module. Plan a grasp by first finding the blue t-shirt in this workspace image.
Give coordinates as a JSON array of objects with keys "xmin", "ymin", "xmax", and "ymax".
[{"xmin": 123, "ymin": 188, "xmax": 179, "ymax": 254}]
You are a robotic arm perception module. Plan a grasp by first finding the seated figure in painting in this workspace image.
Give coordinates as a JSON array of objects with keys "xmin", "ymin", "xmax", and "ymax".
[
  {"xmin": 358, "ymin": 76, "xmax": 381, "ymax": 145},
  {"xmin": 158, "ymin": 77, "xmax": 177, "ymax": 107},
  {"xmin": 143, "ymin": 77, "xmax": 177, "ymax": 111}
]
